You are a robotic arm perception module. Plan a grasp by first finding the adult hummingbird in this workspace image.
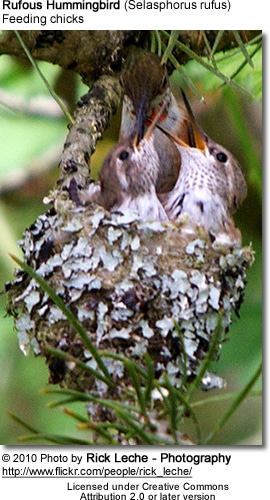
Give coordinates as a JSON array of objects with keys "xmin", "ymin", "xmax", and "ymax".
[
  {"xmin": 93, "ymin": 102, "xmax": 168, "ymax": 221},
  {"xmin": 119, "ymin": 50, "xmax": 190, "ymax": 194},
  {"xmin": 158, "ymin": 91, "xmax": 247, "ymax": 244}
]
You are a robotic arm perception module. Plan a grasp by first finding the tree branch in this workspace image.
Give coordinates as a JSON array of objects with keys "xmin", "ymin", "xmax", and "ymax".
[
  {"xmin": 0, "ymin": 30, "xmax": 261, "ymax": 82},
  {"xmin": 0, "ymin": 30, "xmax": 148, "ymax": 85},
  {"xmin": 54, "ymin": 74, "xmax": 121, "ymax": 195}
]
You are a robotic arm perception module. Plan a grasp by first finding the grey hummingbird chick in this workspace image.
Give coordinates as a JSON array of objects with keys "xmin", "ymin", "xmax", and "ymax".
[
  {"xmin": 159, "ymin": 92, "xmax": 247, "ymax": 244},
  {"xmin": 93, "ymin": 103, "xmax": 168, "ymax": 222}
]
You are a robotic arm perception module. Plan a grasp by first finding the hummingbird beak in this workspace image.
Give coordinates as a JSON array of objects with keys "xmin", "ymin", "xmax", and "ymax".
[
  {"xmin": 155, "ymin": 90, "xmax": 208, "ymax": 153},
  {"xmin": 133, "ymin": 132, "xmax": 140, "ymax": 148},
  {"xmin": 188, "ymin": 120, "xmax": 207, "ymax": 153},
  {"xmin": 156, "ymin": 123, "xmax": 190, "ymax": 148},
  {"xmin": 142, "ymin": 101, "xmax": 167, "ymax": 141},
  {"xmin": 181, "ymin": 89, "xmax": 207, "ymax": 153},
  {"xmin": 135, "ymin": 92, "xmax": 149, "ymax": 144},
  {"xmin": 133, "ymin": 100, "xmax": 167, "ymax": 150}
]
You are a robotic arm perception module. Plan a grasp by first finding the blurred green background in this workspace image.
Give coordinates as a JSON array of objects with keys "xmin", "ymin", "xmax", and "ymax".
[{"xmin": 0, "ymin": 43, "xmax": 262, "ymax": 445}]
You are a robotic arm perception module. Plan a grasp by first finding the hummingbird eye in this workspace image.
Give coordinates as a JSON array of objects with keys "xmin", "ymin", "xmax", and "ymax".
[
  {"xmin": 119, "ymin": 150, "xmax": 129, "ymax": 161},
  {"xmin": 216, "ymin": 151, "xmax": 228, "ymax": 163}
]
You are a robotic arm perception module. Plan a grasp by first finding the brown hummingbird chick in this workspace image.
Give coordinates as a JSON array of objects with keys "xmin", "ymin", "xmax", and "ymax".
[
  {"xmin": 93, "ymin": 103, "xmax": 169, "ymax": 222},
  {"xmin": 159, "ymin": 92, "xmax": 247, "ymax": 245},
  {"xmin": 119, "ymin": 50, "xmax": 190, "ymax": 194}
]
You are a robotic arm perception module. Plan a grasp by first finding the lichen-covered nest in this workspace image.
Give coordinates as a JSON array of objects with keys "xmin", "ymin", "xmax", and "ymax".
[{"xmin": 6, "ymin": 196, "xmax": 254, "ymax": 413}]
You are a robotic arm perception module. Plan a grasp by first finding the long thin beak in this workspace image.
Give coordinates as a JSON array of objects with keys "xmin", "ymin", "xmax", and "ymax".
[
  {"xmin": 156, "ymin": 123, "xmax": 190, "ymax": 148},
  {"xmin": 135, "ymin": 92, "xmax": 148, "ymax": 144},
  {"xmin": 143, "ymin": 100, "xmax": 167, "ymax": 141},
  {"xmin": 133, "ymin": 100, "xmax": 168, "ymax": 150},
  {"xmin": 132, "ymin": 132, "xmax": 141, "ymax": 149},
  {"xmin": 181, "ymin": 89, "xmax": 207, "ymax": 153}
]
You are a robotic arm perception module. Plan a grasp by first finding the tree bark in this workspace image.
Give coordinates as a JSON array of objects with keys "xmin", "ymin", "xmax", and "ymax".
[
  {"xmin": 55, "ymin": 74, "xmax": 122, "ymax": 194},
  {"xmin": 0, "ymin": 30, "xmax": 261, "ymax": 83}
]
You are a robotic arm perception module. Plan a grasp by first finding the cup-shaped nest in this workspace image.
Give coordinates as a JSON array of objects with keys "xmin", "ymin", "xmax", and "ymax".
[{"xmin": 6, "ymin": 197, "xmax": 254, "ymax": 418}]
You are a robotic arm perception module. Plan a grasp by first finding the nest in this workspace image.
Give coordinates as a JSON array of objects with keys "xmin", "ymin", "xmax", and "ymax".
[{"xmin": 6, "ymin": 193, "xmax": 254, "ymax": 421}]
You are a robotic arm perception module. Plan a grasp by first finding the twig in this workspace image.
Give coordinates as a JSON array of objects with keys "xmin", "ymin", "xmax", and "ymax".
[{"xmin": 55, "ymin": 75, "xmax": 121, "ymax": 194}]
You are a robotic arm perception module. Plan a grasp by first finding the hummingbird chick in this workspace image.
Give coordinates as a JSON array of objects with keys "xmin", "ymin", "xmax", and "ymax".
[
  {"xmin": 93, "ymin": 103, "xmax": 168, "ymax": 222},
  {"xmin": 159, "ymin": 92, "xmax": 247, "ymax": 244},
  {"xmin": 120, "ymin": 50, "xmax": 189, "ymax": 194}
]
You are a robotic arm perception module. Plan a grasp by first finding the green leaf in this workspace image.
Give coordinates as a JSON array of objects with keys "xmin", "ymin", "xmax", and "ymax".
[
  {"xmin": 204, "ymin": 362, "xmax": 262, "ymax": 444},
  {"xmin": 14, "ymin": 31, "xmax": 74, "ymax": 124}
]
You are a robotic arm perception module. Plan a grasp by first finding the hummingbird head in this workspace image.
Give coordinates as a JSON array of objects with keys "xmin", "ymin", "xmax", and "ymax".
[
  {"xmin": 203, "ymin": 136, "xmax": 247, "ymax": 211},
  {"xmin": 158, "ymin": 89, "xmax": 247, "ymax": 212},
  {"xmin": 120, "ymin": 50, "xmax": 169, "ymax": 127},
  {"xmin": 98, "ymin": 99, "xmax": 166, "ymax": 211},
  {"xmin": 182, "ymin": 89, "xmax": 247, "ymax": 210}
]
